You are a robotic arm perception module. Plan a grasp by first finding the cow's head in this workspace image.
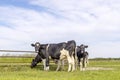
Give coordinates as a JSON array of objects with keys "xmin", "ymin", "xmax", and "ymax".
[
  {"xmin": 31, "ymin": 42, "xmax": 40, "ymax": 53},
  {"xmin": 31, "ymin": 54, "xmax": 42, "ymax": 68},
  {"xmin": 79, "ymin": 44, "xmax": 88, "ymax": 53}
]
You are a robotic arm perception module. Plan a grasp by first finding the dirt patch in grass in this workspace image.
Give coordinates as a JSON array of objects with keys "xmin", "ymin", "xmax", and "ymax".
[{"xmin": 86, "ymin": 67, "xmax": 113, "ymax": 70}]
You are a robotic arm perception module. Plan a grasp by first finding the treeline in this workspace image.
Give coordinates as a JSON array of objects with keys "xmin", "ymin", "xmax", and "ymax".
[{"xmin": 90, "ymin": 58, "xmax": 120, "ymax": 60}]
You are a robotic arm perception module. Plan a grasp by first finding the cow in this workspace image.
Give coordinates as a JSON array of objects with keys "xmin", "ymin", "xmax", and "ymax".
[
  {"xmin": 76, "ymin": 44, "xmax": 89, "ymax": 71},
  {"xmin": 31, "ymin": 40, "xmax": 76, "ymax": 72}
]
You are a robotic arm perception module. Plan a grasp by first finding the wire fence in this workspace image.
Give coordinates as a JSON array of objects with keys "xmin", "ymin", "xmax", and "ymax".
[
  {"xmin": 0, "ymin": 49, "xmax": 36, "ymax": 58},
  {"xmin": 0, "ymin": 50, "xmax": 35, "ymax": 53}
]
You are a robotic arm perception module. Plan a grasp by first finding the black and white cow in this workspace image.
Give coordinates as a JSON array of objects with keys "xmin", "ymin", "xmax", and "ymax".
[
  {"xmin": 76, "ymin": 44, "xmax": 89, "ymax": 71},
  {"xmin": 31, "ymin": 40, "xmax": 76, "ymax": 72}
]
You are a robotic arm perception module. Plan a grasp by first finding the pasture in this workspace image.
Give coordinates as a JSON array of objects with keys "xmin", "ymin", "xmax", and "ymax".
[{"xmin": 0, "ymin": 57, "xmax": 120, "ymax": 80}]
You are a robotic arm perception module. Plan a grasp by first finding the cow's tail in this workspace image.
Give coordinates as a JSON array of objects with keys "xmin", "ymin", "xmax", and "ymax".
[{"xmin": 46, "ymin": 44, "xmax": 49, "ymax": 52}]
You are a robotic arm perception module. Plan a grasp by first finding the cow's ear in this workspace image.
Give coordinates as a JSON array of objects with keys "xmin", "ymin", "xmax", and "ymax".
[
  {"xmin": 85, "ymin": 45, "xmax": 88, "ymax": 48},
  {"xmin": 31, "ymin": 44, "xmax": 35, "ymax": 47}
]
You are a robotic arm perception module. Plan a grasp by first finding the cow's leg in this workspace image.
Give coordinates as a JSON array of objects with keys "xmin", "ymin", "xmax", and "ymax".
[
  {"xmin": 71, "ymin": 56, "xmax": 75, "ymax": 72},
  {"xmin": 68, "ymin": 58, "xmax": 75, "ymax": 72},
  {"xmin": 83, "ymin": 57, "xmax": 86, "ymax": 71},
  {"xmin": 84, "ymin": 57, "xmax": 87, "ymax": 68},
  {"xmin": 42, "ymin": 59, "xmax": 46, "ymax": 71},
  {"xmin": 61, "ymin": 59, "xmax": 65, "ymax": 70},
  {"xmin": 78, "ymin": 58, "xmax": 80, "ymax": 67},
  {"xmin": 75, "ymin": 57, "xmax": 79, "ymax": 70},
  {"xmin": 75, "ymin": 55, "xmax": 78, "ymax": 70},
  {"xmin": 86, "ymin": 55, "xmax": 89, "ymax": 65},
  {"xmin": 56, "ymin": 60, "xmax": 61, "ymax": 71},
  {"xmin": 75, "ymin": 47, "xmax": 78, "ymax": 70},
  {"xmin": 68, "ymin": 63, "xmax": 72, "ymax": 72},
  {"xmin": 46, "ymin": 57, "xmax": 50, "ymax": 71},
  {"xmin": 80, "ymin": 58, "xmax": 83, "ymax": 71},
  {"xmin": 72, "ymin": 51, "xmax": 77, "ymax": 71},
  {"xmin": 67, "ymin": 56, "xmax": 72, "ymax": 72},
  {"xmin": 56, "ymin": 59, "xmax": 66, "ymax": 71}
]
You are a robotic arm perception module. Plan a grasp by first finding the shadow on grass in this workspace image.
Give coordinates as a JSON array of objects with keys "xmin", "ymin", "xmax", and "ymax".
[
  {"xmin": 0, "ymin": 63, "xmax": 68, "ymax": 72},
  {"xmin": 31, "ymin": 64, "xmax": 68, "ymax": 71}
]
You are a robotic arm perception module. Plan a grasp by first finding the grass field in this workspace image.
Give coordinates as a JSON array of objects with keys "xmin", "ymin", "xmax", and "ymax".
[{"xmin": 0, "ymin": 57, "xmax": 120, "ymax": 80}]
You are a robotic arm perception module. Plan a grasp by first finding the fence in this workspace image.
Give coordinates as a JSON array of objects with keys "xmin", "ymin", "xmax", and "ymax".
[
  {"xmin": 0, "ymin": 50, "xmax": 35, "ymax": 53},
  {"xmin": 0, "ymin": 49, "xmax": 36, "ymax": 58}
]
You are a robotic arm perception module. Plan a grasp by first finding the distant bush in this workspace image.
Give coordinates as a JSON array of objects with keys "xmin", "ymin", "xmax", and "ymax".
[{"xmin": 90, "ymin": 58, "xmax": 120, "ymax": 60}]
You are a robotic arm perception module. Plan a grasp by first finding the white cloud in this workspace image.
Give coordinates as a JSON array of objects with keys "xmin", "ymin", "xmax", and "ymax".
[{"xmin": 29, "ymin": 0, "xmax": 120, "ymax": 31}]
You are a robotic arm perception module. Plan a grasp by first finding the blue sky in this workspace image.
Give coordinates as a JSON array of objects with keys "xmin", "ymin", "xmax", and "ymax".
[{"xmin": 0, "ymin": 0, "xmax": 120, "ymax": 58}]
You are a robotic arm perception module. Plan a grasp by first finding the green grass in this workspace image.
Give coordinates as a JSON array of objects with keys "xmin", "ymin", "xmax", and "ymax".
[
  {"xmin": 0, "ymin": 57, "xmax": 32, "ymax": 63},
  {"xmin": 0, "ymin": 58, "xmax": 120, "ymax": 80}
]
